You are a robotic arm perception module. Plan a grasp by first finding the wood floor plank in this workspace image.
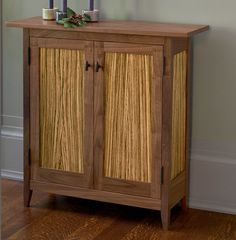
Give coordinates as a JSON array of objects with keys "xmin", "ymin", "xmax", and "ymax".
[
  {"xmin": 9, "ymin": 210, "xmax": 91, "ymax": 240},
  {"xmin": 2, "ymin": 179, "xmax": 236, "ymax": 240},
  {"xmin": 120, "ymin": 212, "xmax": 163, "ymax": 240},
  {"xmin": 94, "ymin": 208, "xmax": 148, "ymax": 240},
  {"xmin": 66, "ymin": 207, "xmax": 120, "ymax": 240},
  {"xmin": 7, "ymin": 197, "xmax": 111, "ymax": 240},
  {"xmin": 2, "ymin": 180, "xmax": 58, "ymax": 240}
]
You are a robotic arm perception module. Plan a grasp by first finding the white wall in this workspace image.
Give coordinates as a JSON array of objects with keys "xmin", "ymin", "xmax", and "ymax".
[{"xmin": 1, "ymin": 0, "xmax": 236, "ymax": 214}]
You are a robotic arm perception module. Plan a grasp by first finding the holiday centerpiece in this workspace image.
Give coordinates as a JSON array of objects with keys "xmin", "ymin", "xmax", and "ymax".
[
  {"xmin": 57, "ymin": 8, "xmax": 91, "ymax": 28},
  {"xmin": 42, "ymin": 0, "xmax": 99, "ymax": 26}
]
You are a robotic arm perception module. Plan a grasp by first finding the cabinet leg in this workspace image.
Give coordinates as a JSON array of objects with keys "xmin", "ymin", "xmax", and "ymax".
[
  {"xmin": 181, "ymin": 196, "xmax": 188, "ymax": 211},
  {"xmin": 161, "ymin": 208, "xmax": 171, "ymax": 230},
  {"xmin": 24, "ymin": 188, "xmax": 32, "ymax": 207}
]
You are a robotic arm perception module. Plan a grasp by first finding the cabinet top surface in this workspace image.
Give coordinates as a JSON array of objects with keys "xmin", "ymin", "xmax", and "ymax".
[{"xmin": 6, "ymin": 16, "xmax": 209, "ymax": 38}]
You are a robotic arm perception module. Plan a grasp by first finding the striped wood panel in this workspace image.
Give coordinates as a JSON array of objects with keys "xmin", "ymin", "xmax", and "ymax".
[
  {"xmin": 104, "ymin": 52, "xmax": 153, "ymax": 183},
  {"xmin": 39, "ymin": 48, "xmax": 84, "ymax": 173},
  {"xmin": 171, "ymin": 51, "xmax": 187, "ymax": 180}
]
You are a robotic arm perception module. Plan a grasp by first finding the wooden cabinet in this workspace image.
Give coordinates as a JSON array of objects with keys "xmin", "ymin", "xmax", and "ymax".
[{"xmin": 7, "ymin": 17, "xmax": 209, "ymax": 230}]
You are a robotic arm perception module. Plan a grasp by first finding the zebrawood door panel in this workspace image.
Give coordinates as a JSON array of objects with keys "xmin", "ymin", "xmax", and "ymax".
[
  {"xmin": 30, "ymin": 38, "xmax": 93, "ymax": 188},
  {"xmin": 94, "ymin": 42, "xmax": 163, "ymax": 198},
  {"xmin": 171, "ymin": 51, "xmax": 187, "ymax": 180},
  {"xmin": 104, "ymin": 52, "xmax": 152, "ymax": 183},
  {"xmin": 40, "ymin": 48, "xmax": 84, "ymax": 173}
]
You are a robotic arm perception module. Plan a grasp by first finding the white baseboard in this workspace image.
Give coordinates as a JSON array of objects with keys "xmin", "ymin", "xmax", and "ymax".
[
  {"xmin": 1, "ymin": 114, "xmax": 23, "ymax": 128},
  {"xmin": 1, "ymin": 126, "xmax": 23, "ymax": 140},
  {"xmin": 1, "ymin": 169, "xmax": 23, "ymax": 181},
  {"xmin": 0, "ymin": 123, "xmax": 23, "ymax": 175},
  {"xmin": 189, "ymin": 198, "xmax": 236, "ymax": 215},
  {"xmin": 0, "ymin": 115, "xmax": 23, "ymax": 140},
  {"xmin": 1, "ymin": 127, "xmax": 236, "ymax": 215},
  {"xmin": 189, "ymin": 143, "xmax": 236, "ymax": 215}
]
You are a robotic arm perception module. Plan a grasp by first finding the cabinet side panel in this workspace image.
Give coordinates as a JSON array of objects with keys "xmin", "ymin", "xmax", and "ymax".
[
  {"xmin": 39, "ymin": 48, "xmax": 84, "ymax": 173},
  {"xmin": 104, "ymin": 52, "xmax": 153, "ymax": 183},
  {"xmin": 171, "ymin": 51, "xmax": 187, "ymax": 180}
]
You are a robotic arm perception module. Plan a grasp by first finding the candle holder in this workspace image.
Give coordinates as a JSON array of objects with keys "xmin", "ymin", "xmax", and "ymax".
[
  {"xmin": 42, "ymin": 8, "xmax": 59, "ymax": 21},
  {"xmin": 82, "ymin": 9, "xmax": 99, "ymax": 22},
  {"xmin": 56, "ymin": 11, "xmax": 67, "ymax": 21}
]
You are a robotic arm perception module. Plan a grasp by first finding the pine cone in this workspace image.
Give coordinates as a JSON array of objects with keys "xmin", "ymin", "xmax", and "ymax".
[{"xmin": 68, "ymin": 14, "xmax": 84, "ymax": 25}]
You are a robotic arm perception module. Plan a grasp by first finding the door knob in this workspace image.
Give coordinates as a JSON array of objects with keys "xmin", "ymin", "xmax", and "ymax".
[
  {"xmin": 96, "ymin": 62, "xmax": 103, "ymax": 72},
  {"xmin": 85, "ymin": 61, "xmax": 91, "ymax": 71}
]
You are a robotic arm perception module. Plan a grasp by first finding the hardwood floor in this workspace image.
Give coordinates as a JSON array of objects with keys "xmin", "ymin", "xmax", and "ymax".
[{"xmin": 1, "ymin": 179, "xmax": 236, "ymax": 240}]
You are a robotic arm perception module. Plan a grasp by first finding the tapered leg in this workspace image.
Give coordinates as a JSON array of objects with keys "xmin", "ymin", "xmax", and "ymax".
[
  {"xmin": 181, "ymin": 196, "xmax": 188, "ymax": 211},
  {"xmin": 161, "ymin": 208, "xmax": 171, "ymax": 230},
  {"xmin": 24, "ymin": 185, "xmax": 32, "ymax": 207}
]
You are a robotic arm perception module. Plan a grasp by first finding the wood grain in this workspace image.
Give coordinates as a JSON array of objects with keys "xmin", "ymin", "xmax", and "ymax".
[
  {"xmin": 30, "ymin": 180, "xmax": 161, "ymax": 210},
  {"xmin": 3, "ymin": 180, "xmax": 236, "ymax": 240},
  {"xmin": 171, "ymin": 51, "xmax": 187, "ymax": 180},
  {"xmin": 161, "ymin": 38, "xmax": 174, "ymax": 230},
  {"xmin": 94, "ymin": 42, "xmax": 162, "ymax": 198},
  {"xmin": 6, "ymin": 17, "xmax": 209, "ymax": 37},
  {"xmin": 102, "ymin": 178, "xmax": 151, "ymax": 197},
  {"xmin": 170, "ymin": 171, "xmax": 186, "ymax": 208},
  {"xmin": 40, "ymin": 48, "xmax": 85, "ymax": 173},
  {"xmin": 104, "ymin": 52, "xmax": 153, "ymax": 183},
  {"xmin": 29, "ymin": 38, "xmax": 94, "ymax": 188},
  {"xmin": 93, "ymin": 41, "xmax": 105, "ymax": 191},
  {"xmin": 30, "ymin": 29, "xmax": 165, "ymax": 46},
  {"xmin": 150, "ymin": 46, "xmax": 163, "ymax": 199},
  {"xmin": 7, "ymin": 17, "xmax": 210, "ymax": 230}
]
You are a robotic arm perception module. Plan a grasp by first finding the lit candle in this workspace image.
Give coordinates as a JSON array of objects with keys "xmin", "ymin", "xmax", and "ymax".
[
  {"xmin": 89, "ymin": 0, "xmax": 94, "ymax": 11},
  {"xmin": 48, "ymin": 0, "xmax": 53, "ymax": 9},
  {"xmin": 62, "ymin": 0, "xmax": 67, "ymax": 13}
]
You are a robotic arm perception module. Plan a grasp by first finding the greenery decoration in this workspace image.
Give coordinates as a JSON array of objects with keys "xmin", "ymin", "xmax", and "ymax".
[{"xmin": 57, "ymin": 8, "xmax": 91, "ymax": 28}]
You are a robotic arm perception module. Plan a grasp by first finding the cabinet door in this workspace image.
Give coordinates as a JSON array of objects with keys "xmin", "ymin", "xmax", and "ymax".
[
  {"xmin": 94, "ymin": 42, "xmax": 163, "ymax": 198},
  {"xmin": 30, "ymin": 38, "xmax": 93, "ymax": 188}
]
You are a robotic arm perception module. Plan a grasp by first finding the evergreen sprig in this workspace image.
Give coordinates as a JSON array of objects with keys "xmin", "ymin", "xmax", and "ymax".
[{"xmin": 57, "ymin": 8, "xmax": 91, "ymax": 28}]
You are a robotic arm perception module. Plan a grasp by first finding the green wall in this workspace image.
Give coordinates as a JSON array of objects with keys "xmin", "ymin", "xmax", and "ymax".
[{"xmin": 3, "ymin": 0, "xmax": 236, "ymax": 142}]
